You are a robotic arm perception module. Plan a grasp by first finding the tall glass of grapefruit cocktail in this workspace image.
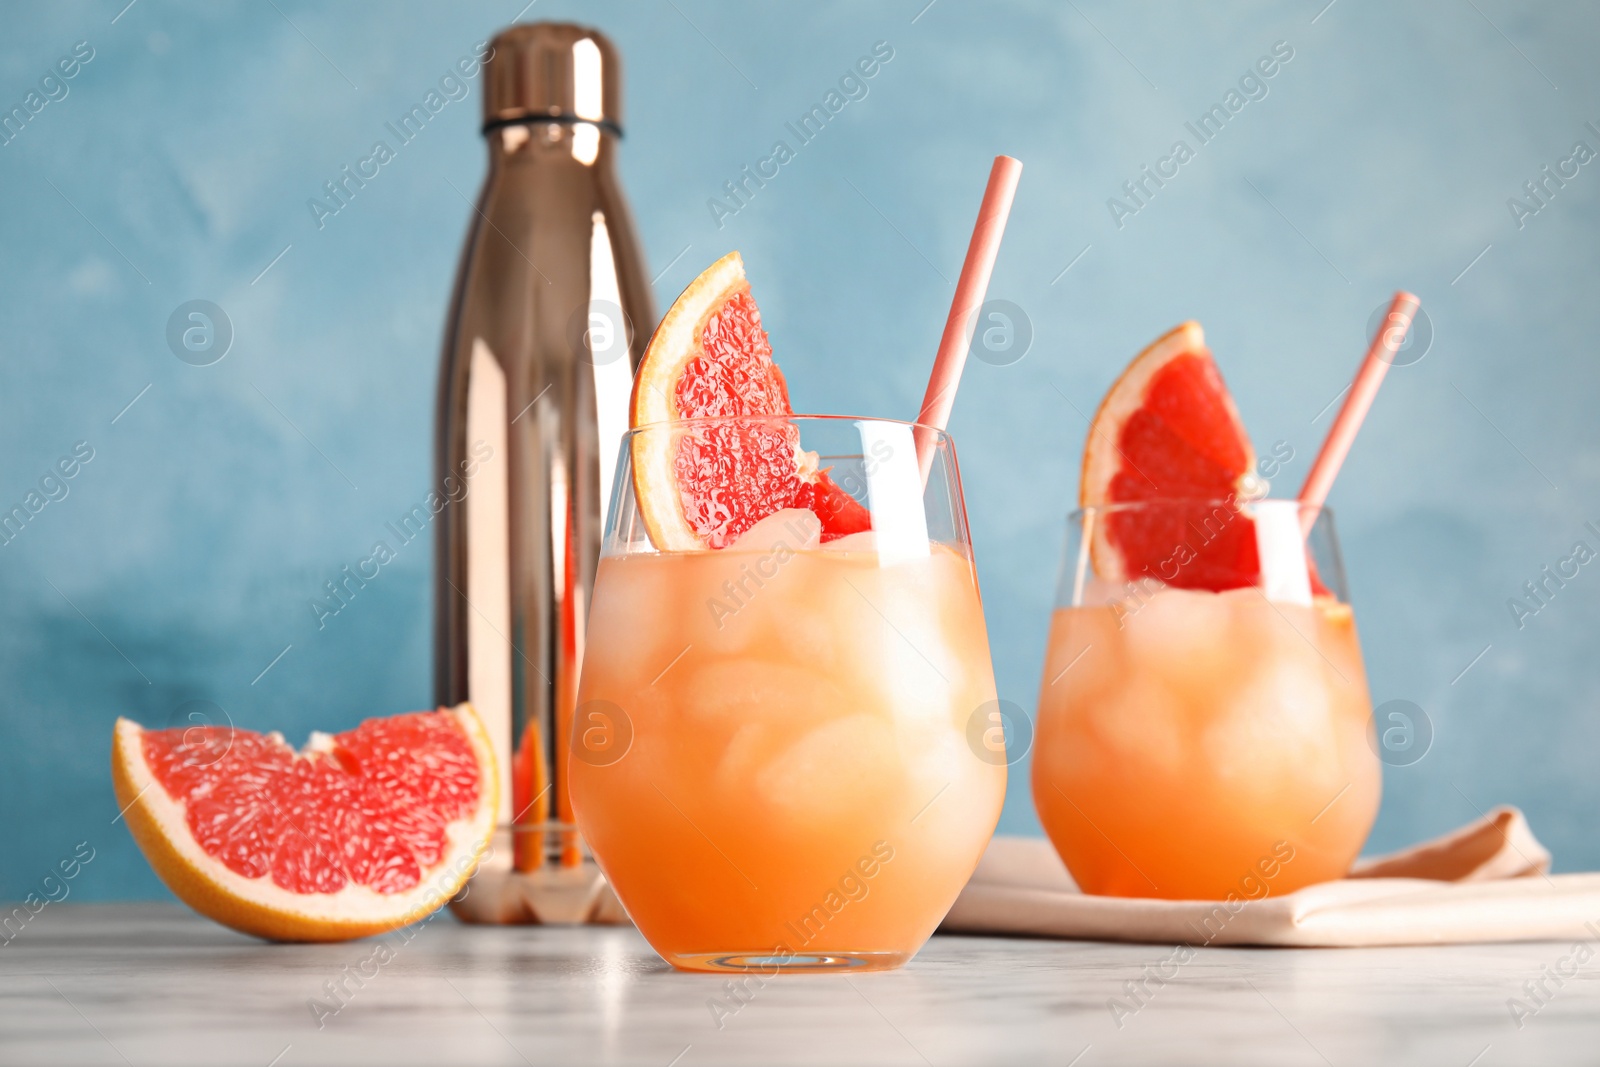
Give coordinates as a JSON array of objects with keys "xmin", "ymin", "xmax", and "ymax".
[
  {"xmin": 568, "ymin": 251, "xmax": 1004, "ymax": 973},
  {"xmin": 571, "ymin": 415, "xmax": 1004, "ymax": 972},
  {"xmin": 1031, "ymin": 322, "xmax": 1380, "ymax": 901}
]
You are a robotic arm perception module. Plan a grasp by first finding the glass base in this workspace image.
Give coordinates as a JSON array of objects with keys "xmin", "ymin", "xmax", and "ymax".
[{"xmin": 666, "ymin": 951, "xmax": 911, "ymax": 974}]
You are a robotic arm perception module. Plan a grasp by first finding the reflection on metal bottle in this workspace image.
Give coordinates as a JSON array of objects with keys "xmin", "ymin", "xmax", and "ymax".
[{"xmin": 435, "ymin": 22, "xmax": 653, "ymax": 923}]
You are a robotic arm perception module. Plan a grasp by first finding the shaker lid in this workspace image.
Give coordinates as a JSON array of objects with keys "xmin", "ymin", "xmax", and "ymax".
[{"xmin": 483, "ymin": 22, "xmax": 623, "ymax": 136}]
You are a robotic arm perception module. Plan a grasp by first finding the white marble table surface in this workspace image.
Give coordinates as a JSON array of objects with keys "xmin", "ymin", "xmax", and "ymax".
[{"xmin": 2, "ymin": 904, "xmax": 1596, "ymax": 1065}]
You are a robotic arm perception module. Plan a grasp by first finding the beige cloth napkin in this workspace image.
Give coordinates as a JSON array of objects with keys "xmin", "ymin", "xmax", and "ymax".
[{"xmin": 940, "ymin": 807, "xmax": 1600, "ymax": 946}]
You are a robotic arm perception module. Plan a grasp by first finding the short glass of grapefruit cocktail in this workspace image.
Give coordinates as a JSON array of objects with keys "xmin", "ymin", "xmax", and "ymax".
[
  {"xmin": 1033, "ymin": 499, "xmax": 1381, "ymax": 900},
  {"xmin": 1031, "ymin": 321, "xmax": 1381, "ymax": 901},
  {"xmin": 570, "ymin": 414, "xmax": 1005, "ymax": 972}
]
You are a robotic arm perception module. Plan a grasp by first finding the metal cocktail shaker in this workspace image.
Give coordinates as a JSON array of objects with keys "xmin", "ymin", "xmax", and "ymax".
[{"xmin": 435, "ymin": 22, "xmax": 653, "ymax": 923}]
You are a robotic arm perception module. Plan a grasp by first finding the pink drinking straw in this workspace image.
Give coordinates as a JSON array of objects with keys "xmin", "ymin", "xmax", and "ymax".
[
  {"xmin": 915, "ymin": 155, "xmax": 1024, "ymax": 479},
  {"xmin": 1298, "ymin": 290, "xmax": 1421, "ymax": 513}
]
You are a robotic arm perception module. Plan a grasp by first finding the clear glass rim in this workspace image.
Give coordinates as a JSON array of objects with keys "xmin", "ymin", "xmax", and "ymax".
[
  {"xmin": 625, "ymin": 412, "xmax": 951, "ymax": 441},
  {"xmin": 1070, "ymin": 498, "xmax": 1334, "ymax": 521}
]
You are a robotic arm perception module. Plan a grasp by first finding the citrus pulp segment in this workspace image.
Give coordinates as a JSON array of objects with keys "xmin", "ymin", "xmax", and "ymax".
[
  {"xmin": 112, "ymin": 703, "xmax": 497, "ymax": 942},
  {"xmin": 1080, "ymin": 321, "xmax": 1262, "ymax": 591},
  {"xmin": 629, "ymin": 251, "xmax": 870, "ymax": 550}
]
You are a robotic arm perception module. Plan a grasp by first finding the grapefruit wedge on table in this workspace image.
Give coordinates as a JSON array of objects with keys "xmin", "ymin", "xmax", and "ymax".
[
  {"xmin": 630, "ymin": 250, "xmax": 870, "ymax": 550},
  {"xmin": 1080, "ymin": 321, "xmax": 1262, "ymax": 591},
  {"xmin": 112, "ymin": 703, "xmax": 496, "ymax": 942}
]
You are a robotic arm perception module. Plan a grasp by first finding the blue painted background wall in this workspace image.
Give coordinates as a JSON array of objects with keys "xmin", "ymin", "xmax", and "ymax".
[{"xmin": 2, "ymin": 0, "xmax": 1597, "ymax": 900}]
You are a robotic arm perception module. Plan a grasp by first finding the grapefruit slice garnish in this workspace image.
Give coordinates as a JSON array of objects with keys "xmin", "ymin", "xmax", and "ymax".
[
  {"xmin": 1080, "ymin": 321, "xmax": 1264, "ymax": 591},
  {"xmin": 112, "ymin": 704, "xmax": 496, "ymax": 942},
  {"xmin": 630, "ymin": 250, "xmax": 870, "ymax": 550}
]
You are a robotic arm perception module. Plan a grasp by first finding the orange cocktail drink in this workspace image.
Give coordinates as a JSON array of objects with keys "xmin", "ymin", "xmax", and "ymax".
[
  {"xmin": 1032, "ymin": 500, "xmax": 1380, "ymax": 900},
  {"xmin": 571, "ymin": 416, "xmax": 1005, "ymax": 972},
  {"xmin": 1031, "ymin": 321, "xmax": 1383, "ymax": 901},
  {"xmin": 574, "ymin": 252, "xmax": 1005, "ymax": 971}
]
